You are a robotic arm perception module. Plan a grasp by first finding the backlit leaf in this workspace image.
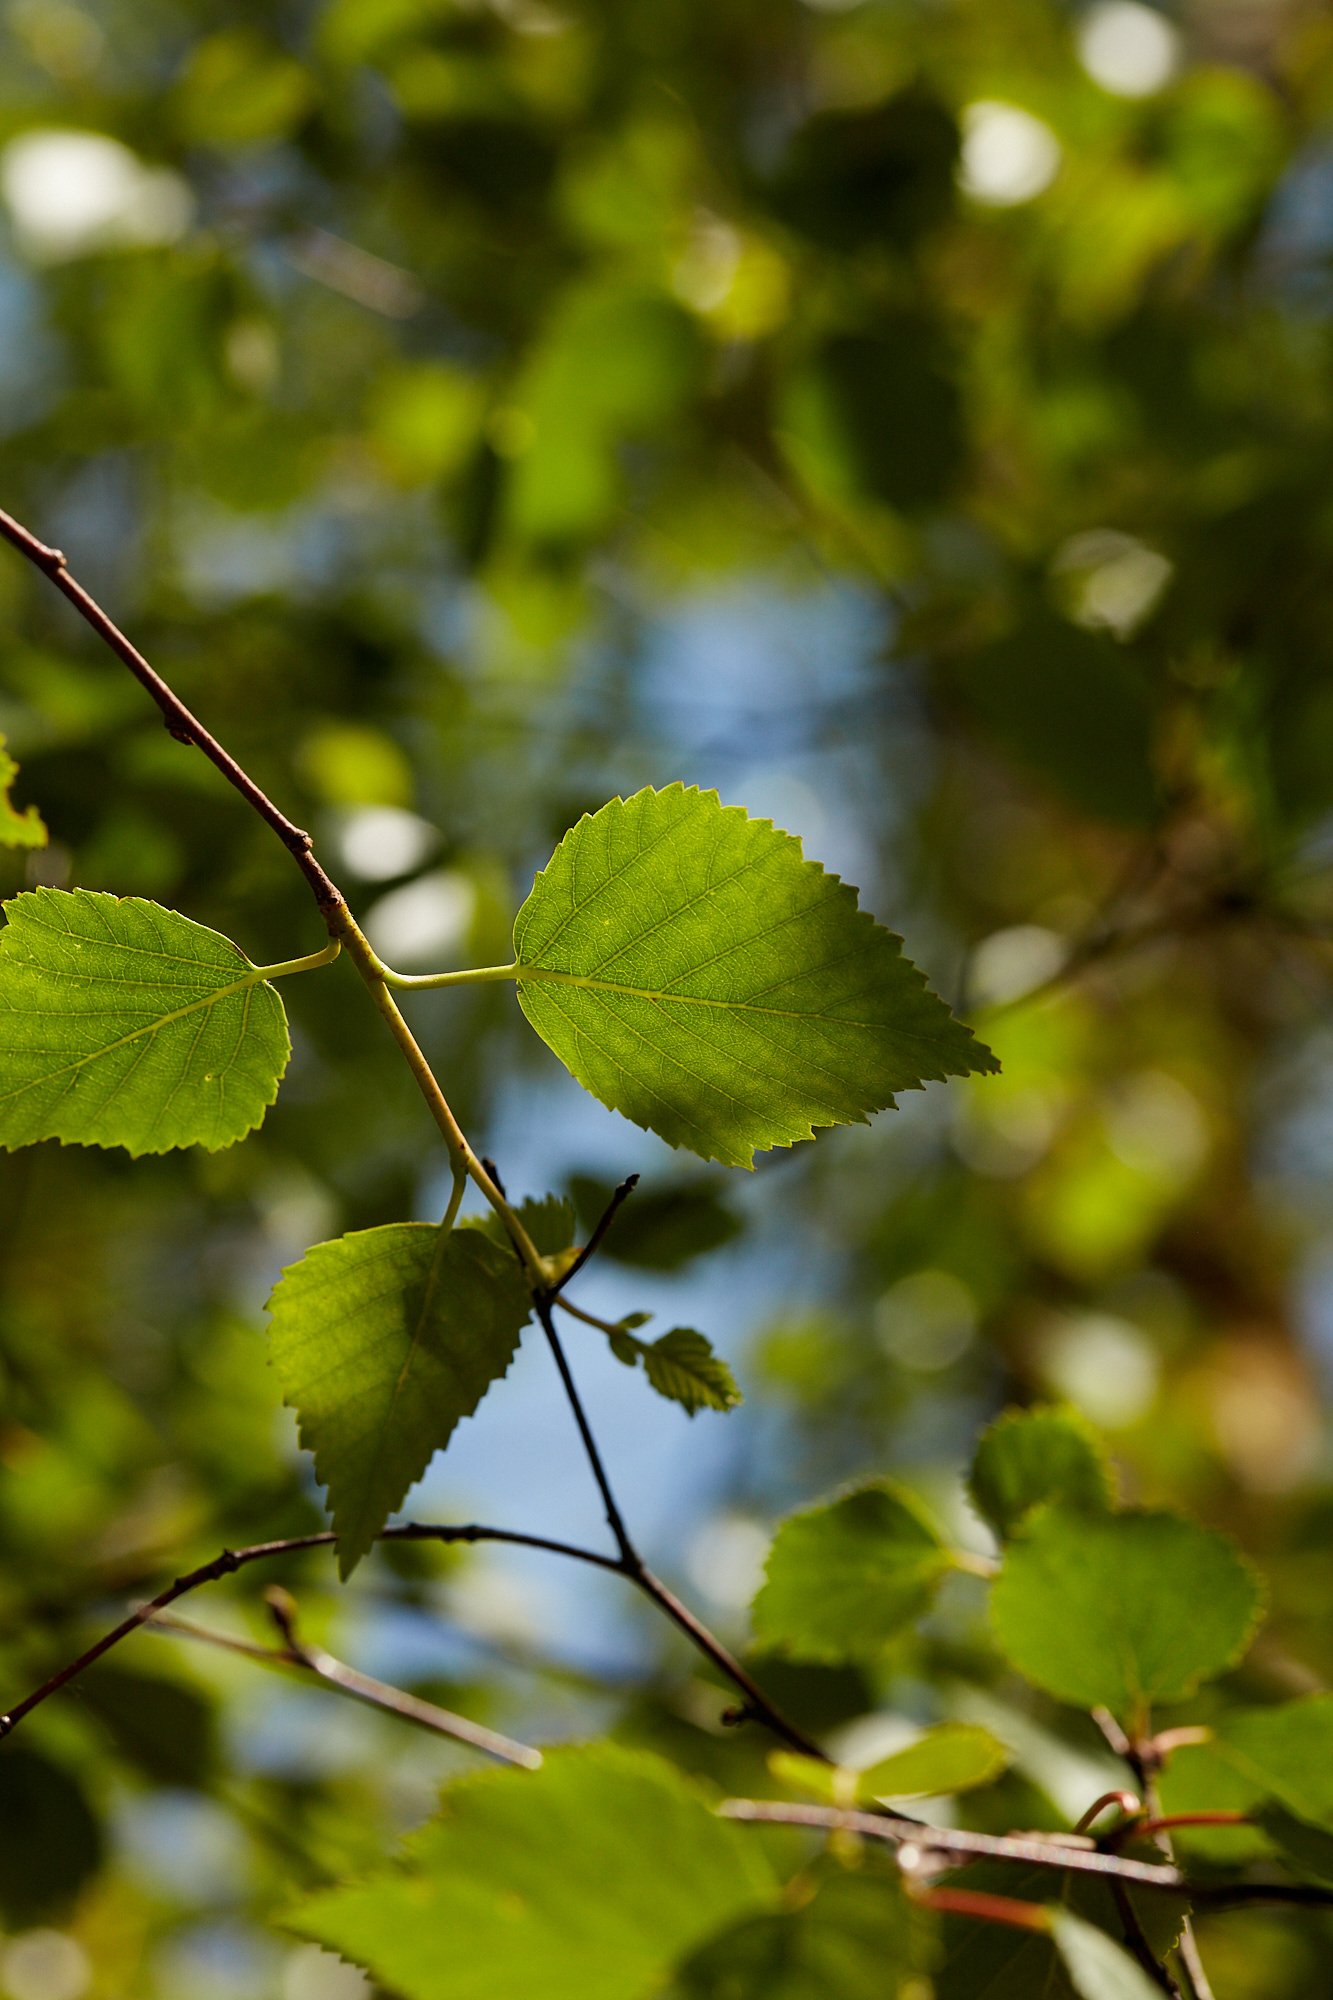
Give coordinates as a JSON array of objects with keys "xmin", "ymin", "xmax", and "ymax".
[
  {"xmin": 858, "ymin": 1722, "xmax": 1011, "ymax": 1800},
  {"xmin": 268, "ymin": 1222, "xmax": 531, "ymax": 1577},
  {"xmin": 1049, "ymin": 1910, "xmax": 1166, "ymax": 2000},
  {"xmin": 991, "ymin": 1508, "xmax": 1263, "ymax": 1721},
  {"xmin": 0, "ymin": 888, "xmax": 289, "ymax": 1153},
  {"xmin": 513, "ymin": 786, "xmax": 997, "ymax": 1168},
  {"xmin": 290, "ymin": 1742, "xmax": 775, "ymax": 2000},
  {"xmin": 0, "ymin": 734, "xmax": 46, "ymax": 848},
  {"xmin": 752, "ymin": 1481, "xmax": 954, "ymax": 1662},
  {"xmin": 969, "ymin": 1406, "xmax": 1115, "ymax": 1541}
]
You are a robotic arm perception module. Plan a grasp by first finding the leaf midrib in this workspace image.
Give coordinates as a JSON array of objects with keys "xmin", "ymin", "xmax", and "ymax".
[
  {"xmin": 0, "ymin": 964, "xmax": 271, "ymax": 1111},
  {"xmin": 515, "ymin": 962, "xmax": 911, "ymax": 1034}
]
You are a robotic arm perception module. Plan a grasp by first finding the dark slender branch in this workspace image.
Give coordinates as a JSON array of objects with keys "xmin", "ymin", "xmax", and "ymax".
[
  {"xmin": 534, "ymin": 1294, "xmax": 637, "ymax": 1565},
  {"xmin": 553, "ymin": 1175, "xmax": 639, "ymax": 1294},
  {"xmin": 0, "ymin": 1522, "xmax": 617, "ymax": 1738},
  {"xmin": 0, "ymin": 507, "xmax": 345, "ymax": 919},
  {"xmin": 149, "ymin": 1595, "xmax": 541, "ymax": 1769},
  {"xmin": 628, "ymin": 1565, "xmax": 827, "ymax": 1761},
  {"xmin": 531, "ymin": 1293, "xmax": 827, "ymax": 1761},
  {"xmin": 719, "ymin": 1800, "xmax": 1333, "ymax": 1908}
]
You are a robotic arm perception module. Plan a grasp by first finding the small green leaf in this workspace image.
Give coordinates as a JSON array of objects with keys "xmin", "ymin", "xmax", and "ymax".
[
  {"xmin": 0, "ymin": 888, "xmax": 290, "ymax": 1154},
  {"xmin": 969, "ymin": 1406, "xmax": 1115, "ymax": 1541},
  {"xmin": 991, "ymin": 1508, "xmax": 1263, "ymax": 1721},
  {"xmin": 641, "ymin": 1328, "xmax": 742, "ymax": 1415},
  {"xmin": 0, "ymin": 734, "xmax": 46, "ymax": 848},
  {"xmin": 935, "ymin": 1867, "xmax": 1184, "ymax": 2000},
  {"xmin": 473, "ymin": 1192, "xmax": 576, "ymax": 1258},
  {"xmin": 1049, "ymin": 1909, "xmax": 1166, "ymax": 2000},
  {"xmin": 288, "ymin": 1742, "xmax": 775, "ymax": 2000},
  {"xmin": 513, "ymin": 785, "xmax": 996, "ymax": 1168},
  {"xmin": 752, "ymin": 1481, "xmax": 954, "ymax": 1663},
  {"xmin": 268, "ymin": 1223, "xmax": 531, "ymax": 1577},
  {"xmin": 858, "ymin": 1722, "xmax": 1011, "ymax": 1800}
]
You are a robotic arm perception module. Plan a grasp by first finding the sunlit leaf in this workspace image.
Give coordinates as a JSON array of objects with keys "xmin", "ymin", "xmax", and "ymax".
[
  {"xmin": 752, "ymin": 1481, "xmax": 954, "ymax": 1662},
  {"xmin": 290, "ymin": 1743, "xmax": 775, "ymax": 2000},
  {"xmin": 0, "ymin": 888, "xmax": 289, "ymax": 1153},
  {"xmin": 968, "ymin": 1406, "xmax": 1114, "ymax": 1541},
  {"xmin": 603, "ymin": 1320, "xmax": 742, "ymax": 1415},
  {"xmin": 991, "ymin": 1508, "xmax": 1263, "ymax": 1720},
  {"xmin": 0, "ymin": 733, "xmax": 46, "ymax": 848},
  {"xmin": 514, "ymin": 786, "xmax": 996, "ymax": 1168},
  {"xmin": 268, "ymin": 1223, "xmax": 531, "ymax": 1577},
  {"xmin": 858, "ymin": 1722, "xmax": 1011, "ymax": 1800}
]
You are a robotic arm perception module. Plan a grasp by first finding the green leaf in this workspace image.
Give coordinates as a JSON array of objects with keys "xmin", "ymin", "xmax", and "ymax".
[
  {"xmin": 268, "ymin": 1223, "xmax": 531, "ymax": 1577},
  {"xmin": 969, "ymin": 1407, "xmax": 1115, "ymax": 1541},
  {"xmin": 1253, "ymin": 1804, "xmax": 1333, "ymax": 1885},
  {"xmin": 606, "ymin": 1323, "xmax": 742, "ymax": 1415},
  {"xmin": 473, "ymin": 1192, "xmax": 577, "ymax": 1258},
  {"xmin": 858, "ymin": 1721, "xmax": 1012, "ymax": 1800},
  {"xmin": 0, "ymin": 1746, "xmax": 103, "ymax": 1924},
  {"xmin": 676, "ymin": 1869, "xmax": 919, "ymax": 1998},
  {"xmin": 751, "ymin": 1480, "xmax": 954, "ymax": 1662},
  {"xmin": 289, "ymin": 1742, "xmax": 776, "ymax": 2000},
  {"xmin": 0, "ymin": 888, "xmax": 290, "ymax": 1154},
  {"xmin": 1049, "ymin": 1909, "xmax": 1166, "ymax": 2000},
  {"xmin": 0, "ymin": 734, "xmax": 46, "ymax": 848},
  {"xmin": 1213, "ymin": 1694, "xmax": 1333, "ymax": 1828},
  {"xmin": 935, "ymin": 1867, "xmax": 1184, "ymax": 2000},
  {"xmin": 991, "ymin": 1508, "xmax": 1263, "ymax": 1721},
  {"xmin": 513, "ymin": 786, "xmax": 997, "ymax": 1168}
]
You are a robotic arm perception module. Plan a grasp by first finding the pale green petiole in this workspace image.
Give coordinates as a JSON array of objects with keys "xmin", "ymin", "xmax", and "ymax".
[
  {"xmin": 251, "ymin": 937, "xmax": 343, "ymax": 981},
  {"xmin": 377, "ymin": 960, "xmax": 520, "ymax": 990}
]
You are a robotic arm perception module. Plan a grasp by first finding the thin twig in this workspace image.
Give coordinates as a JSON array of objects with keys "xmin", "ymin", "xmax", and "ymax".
[
  {"xmin": 718, "ymin": 1799, "xmax": 1333, "ymax": 1908},
  {"xmin": 148, "ymin": 1595, "xmax": 541, "ymax": 1769},
  {"xmin": 553, "ymin": 1176, "xmax": 639, "ymax": 1294},
  {"xmin": 0, "ymin": 1522, "xmax": 617, "ymax": 1738},
  {"xmin": 534, "ymin": 1295, "xmax": 638, "ymax": 1565}
]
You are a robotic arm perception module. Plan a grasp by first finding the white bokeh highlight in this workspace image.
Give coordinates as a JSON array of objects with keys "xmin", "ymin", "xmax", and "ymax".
[
  {"xmin": 958, "ymin": 102, "xmax": 1062, "ymax": 207},
  {"xmin": 1, "ymin": 128, "xmax": 193, "ymax": 261},
  {"xmin": 1078, "ymin": 2, "xmax": 1181, "ymax": 99}
]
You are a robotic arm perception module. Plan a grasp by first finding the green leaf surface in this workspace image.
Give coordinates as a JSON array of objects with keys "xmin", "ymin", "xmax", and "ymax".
[
  {"xmin": 268, "ymin": 1222, "xmax": 531, "ymax": 1577},
  {"xmin": 1253, "ymin": 1804, "xmax": 1333, "ymax": 1885},
  {"xmin": 474, "ymin": 1192, "xmax": 576, "ymax": 1258},
  {"xmin": 290, "ymin": 1742, "xmax": 775, "ymax": 2000},
  {"xmin": 991, "ymin": 1508, "xmax": 1263, "ymax": 1720},
  {"xmin": 1171, "ymin": 1695, "xmax": 1333, "ymax": 1836},
  {"xmin": 751, "ymin": 1480, "xmax": 953, "ymax": 1662},
  {"xmin": 859, "ymin": 1721, "xmax": 1012, "ymax": 1800},
  {"xmin": 0, "ymin": 888, "xmax": 291, "ymax": 1154},
  {"xmin": 675, "ymin": 1869, "xmax": 919, "ymax": 1998},
  {"xmin": 0, "ymin": 734, "xmax": 46, "ymax": 848},
  {"xmin": 606, "ymin": 1322, "xmax": 742, "ymax": 1415},
  {"xmin": 513, "ymin": 786, "xmax": 996, "ymax": 1167},
  {"xmin": 935, "ymin": 1867, "xmax": 1184, "ymax": 2000},
  {"xmin": 1049, "ymin": 1910, "xmax": 1166, "ymax": 2000},
  {"xmin": 969, "ymin": 1406, "xmax": 1115, "ymax": 1541}
]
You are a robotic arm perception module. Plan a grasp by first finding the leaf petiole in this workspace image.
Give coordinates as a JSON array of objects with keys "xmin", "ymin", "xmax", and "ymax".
[{"xmin": 251, "ymin": 937, "xmax": 343, "ymax": 981}]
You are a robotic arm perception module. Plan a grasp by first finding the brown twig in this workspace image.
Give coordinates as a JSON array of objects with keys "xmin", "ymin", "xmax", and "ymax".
[
  {"xmin": 718, "ymin": 1799, "xmax": 1333, "ymax": 1909},
  {"xmin": 148, "ymin": 1594, "xmax": 541, "ymax": 1769}
]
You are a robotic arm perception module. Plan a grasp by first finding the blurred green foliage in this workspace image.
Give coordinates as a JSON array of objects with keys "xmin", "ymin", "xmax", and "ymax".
[{"xmin": 5, "ymin": 0, "xmax": 1333, "ymax": 1993}]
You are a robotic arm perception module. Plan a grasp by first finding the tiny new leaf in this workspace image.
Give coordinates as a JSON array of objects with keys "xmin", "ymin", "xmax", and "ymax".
[
  {"xmin": 968, "ymin": 1406, "xmax": 1115, "ymax": 1542},
  {"xmin": 268, "ymin": 1223, "xmax": 531, "ymax": 1576},
  {"xmin": 289, "ymin": 1743, "xmax": 775, "ymax": 2000},
  {"xmin": 0, "ymin": 888, "xmax": 290, "ymax": 1153},
  {"xmin": 769, "ymin": 1722, "xmax": 1010, "ymax": 1805},
  {"xmin": 512, "ymin": 785, "xmax": 997, "ymax": 1168},
  {"xmin": 990, "ymin": 1508, "xmax": 1263, "ymax": 1721},
  {"xmin": 607, "ymin": 1321, "xmax": 742, "ymax": 1415},
  {"xmin": 0, "ymin": 734, "xmax": 46, "ymax": 848},
  {"xmin": 751, "ymin": 1480, "xmax": 954, "ymax": 1662}
]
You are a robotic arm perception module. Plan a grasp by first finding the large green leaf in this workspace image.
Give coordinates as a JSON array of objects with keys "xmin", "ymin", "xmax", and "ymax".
[
  {"xmin": 990, "ymin": 1508, "xmax": 1263, "ymax": 1721},
  {"xmin": 512, "ymin": 786, "xmax": 996, "ymax": 1168},
  {"xmin": 268, "ymin": 1222, "xmax": 532, "ymax": 1577},
  {"xmin": 968, "ymin": 1406, "xmax": 1115, "ymax": 1542},
  {"xmin": 0, "ymin": 888, "xmax": 290, "ymax": 1153},
  {"xmin": 676, "ymin": 1869, "xmax": 919, "ymax": 1999},
  {"xmin": 0, "ymin": 734, "xmax": 46, "ymax": 848},
  {"xmin": 1159, "ymin": 1694, "xmax": 1333, "ymax": 1858},
  {"xmin": 289, "ymin": 1742, "xmax": 776, "ymax": 2000},
  {"xmin": 751, "ymin": 1480, "xmax": 955, "ymax": 1662}
]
